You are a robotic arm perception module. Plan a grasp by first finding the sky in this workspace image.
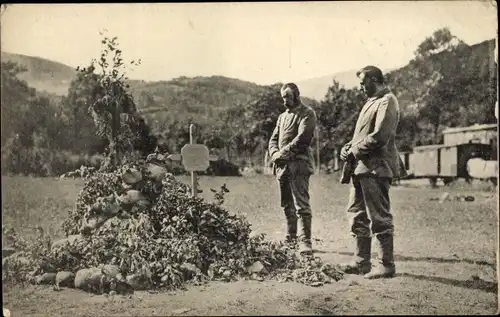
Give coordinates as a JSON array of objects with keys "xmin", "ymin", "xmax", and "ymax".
[{"xmin": 1, "ymin": 1, "xmax": 497, "ymax": 85}]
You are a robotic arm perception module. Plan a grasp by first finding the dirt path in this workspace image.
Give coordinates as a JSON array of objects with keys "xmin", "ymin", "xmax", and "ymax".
[{"xmin": 4, "ymin": 247, "xmax": 497, "ymax": 316}]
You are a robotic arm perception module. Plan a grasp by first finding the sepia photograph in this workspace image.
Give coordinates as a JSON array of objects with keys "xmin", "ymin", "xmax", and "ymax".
[{"xmin": 1, "ymin": 1, "xmax": 498, "ymax": 315}]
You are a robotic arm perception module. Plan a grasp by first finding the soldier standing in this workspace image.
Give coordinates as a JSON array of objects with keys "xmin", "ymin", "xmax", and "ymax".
[
  {"xmin": 268, "ymin": 83, "xmax": 317, "ymax": 255},
  {"xmin": 339, "ymin": 66, "xmax": 405, "ymax": 279}
]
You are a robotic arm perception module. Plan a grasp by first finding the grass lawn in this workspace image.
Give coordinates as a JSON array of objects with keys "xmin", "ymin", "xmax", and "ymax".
[{"xmin": 2, "ymin": 174, "xmax": 498, "ymax": 316}]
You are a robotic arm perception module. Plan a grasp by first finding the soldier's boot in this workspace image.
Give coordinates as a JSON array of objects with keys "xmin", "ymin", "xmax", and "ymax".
[
  {"xmin": 298, "ymin": 215, "xmax": 313, "ymax": 255},
  {"xmin": 338, "ymin": 237, "xmax": 372, "ymax": 275},
  {"xmin": 285, "ymin": 216, "xmax": 298, "ymax": 248},
  {"xmin": 364, "ymin": 233, "xmax": 396, "ymax": 279}
]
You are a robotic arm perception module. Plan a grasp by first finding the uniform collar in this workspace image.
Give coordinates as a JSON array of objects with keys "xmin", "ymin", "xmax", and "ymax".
[
  {"xmin": 367, "ymin": 87, "xmax": 391, "ymax": 101},
  {"xmin": 286, "ymin": 103, "xmax": 304, "ymax": 113}
]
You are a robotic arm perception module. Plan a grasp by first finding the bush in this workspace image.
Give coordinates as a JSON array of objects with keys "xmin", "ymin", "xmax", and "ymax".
[
  {"xmin": 1, "ymin": 144, "xmax": 104, "ymax": 177},
  {"xmin": 203, "ymin": 159, "xmax": 241, "ymax": 177},
  {"xmin": 2, "ymin": 157, "xmax": 344, "ymax": 292}
]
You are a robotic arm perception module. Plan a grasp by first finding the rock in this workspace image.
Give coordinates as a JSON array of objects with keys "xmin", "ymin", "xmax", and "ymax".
[
  {"xmin": 147, "ymin": 163, "xmax": 167, "ymax": 182},
  {"xmin": 126, "ymin": 274, "xmax": 151, "ymax": 290},
  {"xmin": 56, "ymin": 271, "xmax": 75, "ymax": 287},
  {"xmin": 2, "ymin": 247, "xmax": 17, "ymax": 258},
  {"xmin": 439, "ymin": 192, "xmax": 450, "ymax": 203},
  {"xmin": 35, "ymin": 272, "xmax": 57, "ymax": 285},
  {"xmin": 246, "ymin": 261, "xmax": 267, "ymax": 274},
  {"xmin": 465, "ymin": 196, "xmax": 475, "ymax": 202},
  {"xmin": 118, "ymin": 190, "xmax": 147, "ymax": 206},
  {"xmin": 121, "ymin": 181, "xmax": 133, "ymax": 190},
  {"xmin": 122, "ymin": 168, "xmax": 143, "ymax": 185},
  {"xmin": 250, "ymin": 273, "xmax": 264, "ymax": 281},
  {"xmin": 180, "ymin": 263, "xmax": 199, "ymax": 280},
  {"xmin": 102, "ymin": 264, "xmax": 120, "ymax": 279},
  {"xmin": 75, "ymin": 268, "xmax": 104, "ymax": 291}
]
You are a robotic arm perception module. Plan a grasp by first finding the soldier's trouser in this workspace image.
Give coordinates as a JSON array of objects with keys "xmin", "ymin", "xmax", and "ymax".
[
  {"xmin": 277, "ymin": 161, "xmax": 312, "ymax": 241},
  {"xmin": 346, "ymin": 175, "xmax": 394, "ymax": 238}
]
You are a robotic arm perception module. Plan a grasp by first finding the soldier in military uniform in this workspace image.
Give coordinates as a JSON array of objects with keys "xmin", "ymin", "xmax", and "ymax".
[
  {"xmin": 268, "ymin": 83, "xmax": 317, "ymax": 255},
  {"xmin": 339, "ymin": 66, "xmax": 405, "ymax": 279}
]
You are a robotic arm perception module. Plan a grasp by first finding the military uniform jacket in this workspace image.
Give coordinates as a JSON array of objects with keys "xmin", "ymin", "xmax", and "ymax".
[
  {"xmin": 268, "ymin": 103, "xmax": 316, "ymax": 178},
  {"xmin": 343, "ymin": 88, "xmax": 406, "ymax": 179}
]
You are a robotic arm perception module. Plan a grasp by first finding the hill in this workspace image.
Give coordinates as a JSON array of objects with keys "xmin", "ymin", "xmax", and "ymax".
[
  {"xmin": 0, "ymin": 50, "xmax": 358, "ymax": 104},
  {"xmin": 296, "ymin": 67, "xmax": 400, "ymax": 101},
  {"xmin": 386, "ymin": 38, "xmax": 497, "ymax": 118},
  {"xmin": 295, "ymin": 69, "xmax": 360, "ymax": 100},
  {"xmin": 1, "ymin": 51, "xmax": 77, "ymax": 96}
]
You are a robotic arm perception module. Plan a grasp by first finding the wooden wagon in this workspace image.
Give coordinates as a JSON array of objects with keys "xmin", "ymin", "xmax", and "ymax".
[{"xmin": 406, "ymin": 143, "xmax": 495, "ymax": 186}]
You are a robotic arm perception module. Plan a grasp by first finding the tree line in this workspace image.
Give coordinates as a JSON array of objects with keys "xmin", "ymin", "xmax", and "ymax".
[{"xmin": 1, "ymin": 28, "xmax": 496, "ymax": 176}]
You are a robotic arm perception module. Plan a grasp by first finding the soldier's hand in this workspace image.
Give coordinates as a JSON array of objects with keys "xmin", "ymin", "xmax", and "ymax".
[
  {"xmin": 271, "ymin": 151, "xmax": 283, "ymax": 163},
  {"xmin": 340, "ymin": 146, "xmax": 351, "ymax": 161}
]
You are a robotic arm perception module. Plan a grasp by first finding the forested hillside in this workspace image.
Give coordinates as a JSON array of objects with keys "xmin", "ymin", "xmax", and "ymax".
[{"xmin": 1, "ymin": 28, "xmax": 497, "ymax": 176}]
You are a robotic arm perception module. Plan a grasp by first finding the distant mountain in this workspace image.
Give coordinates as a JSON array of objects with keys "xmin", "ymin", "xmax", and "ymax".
[
  {"xmin": 295, "ymin": 69, "xmax": 360, "ymax": 100},
  {"xmin": 0, "ymin": 51, "xmax": 317, "ymax": 124},
  {"xmin": 1, "ymin": 51, "xmax": 77, "ymax": 95},
  {"xmin": 0, "ymin": 50, "xmax": 356, "ymax": 103},
  {"xmin": 296, "ymin": 67, "xmax": 400, "ymax": 101}
]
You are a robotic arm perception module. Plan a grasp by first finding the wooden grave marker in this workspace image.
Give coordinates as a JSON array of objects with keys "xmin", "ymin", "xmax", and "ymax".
[{"xmin": 167, "ymin": 124, "xmax": 218, "ymax": 197}]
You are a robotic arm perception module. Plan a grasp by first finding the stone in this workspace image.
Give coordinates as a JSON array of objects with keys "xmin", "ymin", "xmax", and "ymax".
[
  {"xmin": 74, "ymin": 268, "xmax": 104, "ymax": 291},
  {"xmin": 126, "ymin": 274, "xmax": 151, "ymax": 290},
  {"xmin": 121, "ymin": 168, "xmax": 143, "ymax": 185},
  {"xmin": 118, "ymin": 190, "xmax": 147, "ymax": 206},
  {"xmin": 147, "ymin": 163, "xmax": 168, "ymax": 182},
  {"xmin": 56, "ymin": 271, "xmax": 75, "ymax": 287},
  {"xmin": 180, "ymin": 263, "xmax": 199, "ymax": 279},
  {"xmin": 35, "ymin": 272, "xmax": 57, "ymax": 285},
  {"xmin": 246, "ymin": 261, "xmax": 267, "ymax": 274},
  {"xmin": 439, "ymin": 192, "xmax": 450, "ymax": 203},
  {"xmin": 101, "ymin": 264, "xmax": 120, "ymax": 279}
]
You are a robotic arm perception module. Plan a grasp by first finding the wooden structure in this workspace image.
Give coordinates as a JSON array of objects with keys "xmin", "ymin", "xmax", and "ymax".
[
  {"xmin": 408, "ymin": 143, "xmax": 494, "ymax": 185},
  {"xmin": 441, "ymin": 123, "xmax": 497, "ymax": 147}
]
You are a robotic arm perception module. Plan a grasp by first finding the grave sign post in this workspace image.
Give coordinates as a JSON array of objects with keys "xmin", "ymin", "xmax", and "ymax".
[{"xmin": 167, "ymin": 124, "xmax": 218, "ymax": 197}]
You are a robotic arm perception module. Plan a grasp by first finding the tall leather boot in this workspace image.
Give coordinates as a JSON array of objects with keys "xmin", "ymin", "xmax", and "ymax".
[
  {"xmin": 364, "ymin": 233, "xmax": 395, "ymax": 279},
  {"xmin": 338, "ymin": 237, "xmax": 372, "ymax": 274},
  {"xmin": 298, "ymin": 215, "xmax": 313, "ymax": 255},
  {"xmin": 285, "ymin": 216, "xmax": 298, "ymax": 246}
]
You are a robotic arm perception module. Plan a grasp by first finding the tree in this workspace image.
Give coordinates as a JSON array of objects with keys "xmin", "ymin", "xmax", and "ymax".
[
  {"xmin": 241, "ymin": 84, "xmax": 285, "ymax": 161},
  {"xmin": 74, "ymin": 31, "xmax": 156, "ymax": 169},
  {"xmin": 414, "ymin": 27, "xmax": 466, "ymax": 60},
  {"xmin": 63, "ymin": 71, "xmax": 106, "ymax": 154},
  {"xmin": 0, "ymin": 61, "xmax": 36, "ymax": 144},
  {"xmin": 316, "ymin": 80, "xmax": 365, "ymax": 164}
]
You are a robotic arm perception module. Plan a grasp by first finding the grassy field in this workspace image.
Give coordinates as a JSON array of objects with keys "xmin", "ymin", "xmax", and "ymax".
[{"xmin": 2, "ymin": 174, "xmax": 499, "ymax": 316}]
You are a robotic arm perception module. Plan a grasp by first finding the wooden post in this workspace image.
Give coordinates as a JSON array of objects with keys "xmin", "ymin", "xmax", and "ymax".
[{"xmin": 189, "ymin": 124, "xmax": 197, "ymax": 197}]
